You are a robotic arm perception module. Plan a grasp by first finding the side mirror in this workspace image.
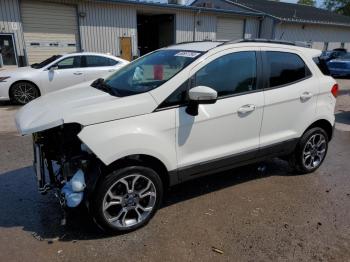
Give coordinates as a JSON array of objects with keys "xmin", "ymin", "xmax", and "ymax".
[
  {"xmin": 188, "ymin": 86, "xmax": 217, "ymax": 104},
  {"xmin": 49, "ymin": 65, "xmax": 58, "ymax": 72},
  {"xmin": 186, "ymin": 86, "xmax": 217, "ymax": 116}
]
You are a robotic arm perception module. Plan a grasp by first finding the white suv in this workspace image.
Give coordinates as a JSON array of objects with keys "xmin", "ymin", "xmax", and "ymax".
[{"xmin": 15, "ymin": 40, "xmax": 338, "ymax": 233}]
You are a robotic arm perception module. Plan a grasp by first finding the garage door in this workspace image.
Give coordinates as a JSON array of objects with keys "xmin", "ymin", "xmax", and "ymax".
[
  {"xmin": 21, "ymin": 1, "xmax": 80, "ymax": 64},
  {"xmin": 216, "ymin": 18, "xmax": 244, "ymax": 41}
]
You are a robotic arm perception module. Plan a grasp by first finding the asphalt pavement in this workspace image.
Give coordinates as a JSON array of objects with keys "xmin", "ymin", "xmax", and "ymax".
[{"xmin": 0, "ymin": 80, "xmax": 350, "ymax": 261}]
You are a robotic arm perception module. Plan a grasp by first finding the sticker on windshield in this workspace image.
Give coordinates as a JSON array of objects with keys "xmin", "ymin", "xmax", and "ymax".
[{"xmin": 174, "ymin": 51, "xmax": 201, "ymax": 58}]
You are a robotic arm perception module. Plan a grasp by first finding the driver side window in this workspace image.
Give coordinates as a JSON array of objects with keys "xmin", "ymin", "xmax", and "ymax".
[
  {"xmin": 55, "ymin": 56, "xmax": 81, "ymax": 70},
  {"xmin": 195, "ymin": 51, "xmax": 257, "ymax": 97}
]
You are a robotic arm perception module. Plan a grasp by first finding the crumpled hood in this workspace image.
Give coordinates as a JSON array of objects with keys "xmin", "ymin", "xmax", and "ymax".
[{"xmin": 15, "ymin": 82, "xmax": 158, "ymax": 135}]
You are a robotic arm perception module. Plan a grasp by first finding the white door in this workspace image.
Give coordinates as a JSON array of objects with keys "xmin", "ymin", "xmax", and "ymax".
[
  {"xmin": 42, "ymin": 56, "xmax": 84, "ymax": 93},
  {"xmin": 175, "ymin": 50, "xmax": 264, "ymax": 177},
  {"xmin": 216, "ymin": 18, "xmax": 244, "ymax": 41},
  {"xmin": 21, "ymin": 1, "xmax": 79, "ymax": 64},
  {"xmin": 81, "ymin": 55, "xmax": 121, "ymax": 82},
  {"xmin": 259, "ymin": 50, "xmax": 319, "ymax": 148}
]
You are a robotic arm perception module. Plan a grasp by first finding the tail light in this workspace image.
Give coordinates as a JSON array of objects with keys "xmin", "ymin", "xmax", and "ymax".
[{"xmin": 331, "ymin": 83, "xmax": 339, "ymax": 98}]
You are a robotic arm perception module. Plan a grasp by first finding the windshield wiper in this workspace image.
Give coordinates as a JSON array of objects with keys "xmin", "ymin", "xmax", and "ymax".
[{"xmin": 91, "ymin": 78, "xmax": 119, "ymax": 96}]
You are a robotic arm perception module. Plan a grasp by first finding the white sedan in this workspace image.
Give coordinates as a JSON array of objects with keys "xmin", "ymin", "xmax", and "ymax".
[{"xmin": 0, "ymin": 52, "xmax": 129, "ymax": 104}]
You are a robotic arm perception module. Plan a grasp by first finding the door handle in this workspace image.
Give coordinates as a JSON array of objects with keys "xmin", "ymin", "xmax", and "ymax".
[
  {"xmin": 238, "ymin": 104, "xmax": 256, "ymax": 114},
  {"xmin": 300, "ymin": 92, "xmax": 313, "ymax": 101},
  {"xmin": 73, "ymin": 72, "xmax": 83, "ymax": 75}
]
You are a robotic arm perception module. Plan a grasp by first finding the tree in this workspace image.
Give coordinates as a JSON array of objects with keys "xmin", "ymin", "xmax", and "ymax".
[
  {"xmin": 298, "ymin": 0, "xmax": 316, "ymax": 6},
  {"xmin": 324, "ymin": 0, "xmax": 350, "ymax": 16}
]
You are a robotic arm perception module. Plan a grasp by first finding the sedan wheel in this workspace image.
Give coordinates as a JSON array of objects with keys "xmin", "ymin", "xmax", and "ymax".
[{"xmin": 11, "ymin": 82, "xmax": 39, "ymax": 105}]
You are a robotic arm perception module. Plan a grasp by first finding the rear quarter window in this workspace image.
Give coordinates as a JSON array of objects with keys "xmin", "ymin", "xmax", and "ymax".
[{"xmin": 313, "ymin": 57, "xmax": 330, "ymax": 76}]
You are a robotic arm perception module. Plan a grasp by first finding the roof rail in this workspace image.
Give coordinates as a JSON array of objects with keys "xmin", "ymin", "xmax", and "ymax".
[{"xmin": 221, "ymin": 38, "xmax": 310, "ymax": 47}]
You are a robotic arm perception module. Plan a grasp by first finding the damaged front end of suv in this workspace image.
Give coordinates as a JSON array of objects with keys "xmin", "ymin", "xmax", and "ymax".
[{"xmin": 32, "ymin": 123, "xmax": 101, "ymax": 209}]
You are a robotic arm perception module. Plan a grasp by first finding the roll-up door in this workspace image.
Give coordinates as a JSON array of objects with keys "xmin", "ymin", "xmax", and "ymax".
[
  {"xmin": 21, "ymin": 1, "xmax": 80, "ymax": 64},
  {"xmin": 216, "ymin": 18, "xmax": 244, "ymax": 41}
]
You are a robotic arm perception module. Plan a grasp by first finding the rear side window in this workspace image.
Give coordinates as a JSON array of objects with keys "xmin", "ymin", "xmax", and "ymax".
[
  {"xmin": 313, "ymin": 57, "xmax": 330, "ymax": 75},
  {"xmin": 265, "ymin": 52, "xmax": 311, "ymax": 88},
  {"xmin": 84, "ymin": 56, "xmax": 118, "ymax": 67}
]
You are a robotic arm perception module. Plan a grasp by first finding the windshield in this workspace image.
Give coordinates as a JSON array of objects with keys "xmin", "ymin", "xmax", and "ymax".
[
  {"xmin": 31, "ymin": 55, "xmax": 62, "ymax": 69},
  {"xmin": 102, "ymin": 50, "xmax": 203, "ymax": 97}
]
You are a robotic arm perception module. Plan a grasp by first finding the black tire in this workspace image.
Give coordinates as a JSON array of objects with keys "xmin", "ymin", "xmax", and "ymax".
[
  {"xmin": 289, "ymin": 127, "xmax": 329, "ymax": 174},
  {"xmin": 10, "ymin": 81, "xmax": 40, "ymax": 105},
  {"xmin": 91, "ymin": 166, "xmax": 163, "ymax": 234}
]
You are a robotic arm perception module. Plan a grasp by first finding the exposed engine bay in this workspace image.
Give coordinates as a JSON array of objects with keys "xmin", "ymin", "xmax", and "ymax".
[{"xmin": 32, "ymin": 124, "xmax": 100, "ymax": 208}]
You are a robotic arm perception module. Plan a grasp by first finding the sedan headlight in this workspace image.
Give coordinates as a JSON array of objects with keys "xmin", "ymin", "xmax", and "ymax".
[{"xmin": 0, "ymin": 76, "xmax": 10, "ymax": 82}]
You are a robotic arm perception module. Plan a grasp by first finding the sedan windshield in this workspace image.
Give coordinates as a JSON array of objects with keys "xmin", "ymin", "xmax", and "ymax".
[
  {"xmin": 31, "ymin": 55, "xmax": 62, "ymax": 69},
  {"xmin": 101, "ymin": 50, "xmax": 203, "ymax": 97}
]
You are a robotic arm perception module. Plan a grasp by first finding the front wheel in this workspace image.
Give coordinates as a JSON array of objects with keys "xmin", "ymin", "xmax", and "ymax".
[
  {"xmin": 10, "ymin": 81, "xmax": 40, "ymax": 105},
  {"xmin": 91, "ymin": 166, "xmax": 163, "ymax": 233},
  {"xmin": 289, "ymin": 127, "xmax": 329, "ymax": 174}
]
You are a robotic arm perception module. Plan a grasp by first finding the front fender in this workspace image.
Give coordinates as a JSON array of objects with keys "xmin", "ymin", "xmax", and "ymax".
[{"xmin": 78, "ymin": 110, "xmax": 177, "ymax": 172}]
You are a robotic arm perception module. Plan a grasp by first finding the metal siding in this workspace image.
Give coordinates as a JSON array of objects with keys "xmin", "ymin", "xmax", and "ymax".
[
  {"xmin": 176, "ymin": 11, "xmax": 194, "ymax": 43},
  {"xmin": 0, "ymin": 0, "xmax": 25, "ymax": 57},
  {"xmin": 78, "ymin": 2, "xmax": 137, "ymax": 57},
  {"xmin": 195, "ymin": 13, "xmax": 216, "ymax": 41},
  {"xmin": 260, "ymin": 17, "xmax": 274, "ymax": 39},
  {"xmin": 274, "ymin": 23, "xmax": 350, "ymax": 49},
  {"xmin": 244, "ymin": 18, "xmax": 259, "ymax": 38}
]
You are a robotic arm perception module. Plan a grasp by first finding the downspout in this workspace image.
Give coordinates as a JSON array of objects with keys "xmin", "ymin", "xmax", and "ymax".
[{"xmin": 258, "ymin": 16, "xmax": 263, "ymax": 38}]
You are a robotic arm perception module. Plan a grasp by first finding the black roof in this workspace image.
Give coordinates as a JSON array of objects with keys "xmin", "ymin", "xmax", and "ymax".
[{"xmin": 191, "ymin": 0, "xmax": 350, "ymax": 26}]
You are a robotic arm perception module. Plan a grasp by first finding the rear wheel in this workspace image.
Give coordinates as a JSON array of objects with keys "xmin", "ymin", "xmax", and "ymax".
[
  {"xmin": 91, "ymin": 166, "xmax": 163, "ymax": 233},
  {"xmin": 289, "ymin": 127, "xmax": 328, "ymax": 174},
  {"xmin": 10, "ymin": 81, "xmax": 40, "ymax": 105}
]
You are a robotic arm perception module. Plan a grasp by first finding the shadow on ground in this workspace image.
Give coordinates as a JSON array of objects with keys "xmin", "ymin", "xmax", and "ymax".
[{"xmin": 0, "ymin": 158, "xmax": 294, "ymax": 242}]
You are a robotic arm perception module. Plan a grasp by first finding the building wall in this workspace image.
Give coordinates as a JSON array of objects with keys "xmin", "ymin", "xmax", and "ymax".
[
  {"xmin": 274, "ymin": 23, "xmax": 350, "ymax": 50},
  {"xmin": 195, "ymin": 13, "xmax": 216, "ymax": 41},
  {"xmin": 260, "ymin": 16, "xmax": 274, "ymax": 39},
  {"xmin": 78, "ymin": 2, "xmax": 138, "ymax": 57},
  {"xmin": 176, "ymin": 11, "xmax": 194, "ymax": 43},
  {"xmin": 245, "ymin": 18, "xmax": 260, "ymax": 38},
  {"xmin": 0, "ymin": 0, "xmax": 25, "ymax": 62}
]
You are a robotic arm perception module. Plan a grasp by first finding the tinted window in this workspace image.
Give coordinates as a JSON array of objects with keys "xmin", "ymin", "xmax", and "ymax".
[
  {"xmin": 85, "ymin": 56, "xmax": 117, "ymax": 67},
  {"xmin": 194, "ymin": 51, "xmax": 257, "ymax": 97},
  {"xmin": 159, "ymin": 80, "xmax": 190, "ymax": 108},
  {"xmin": 266, "ymin": 52, "xmax": 311, "ymax": 88},
  {"xmin": 313, "ymin": 57, "xmax": 330, "ymax": 75},
  {"xmin": 55, "ymin": 56, "xmax": 81, "ymax": 69}
]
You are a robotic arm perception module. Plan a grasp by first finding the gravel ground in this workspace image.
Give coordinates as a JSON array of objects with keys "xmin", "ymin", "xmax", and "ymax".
[{"xmin": 0, "ymin": 79, "xmax": 349, "ymax": 262}]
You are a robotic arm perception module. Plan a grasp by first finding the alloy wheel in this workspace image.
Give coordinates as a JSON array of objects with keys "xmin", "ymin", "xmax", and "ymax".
[
  {"xmin": 102, "ymin": 174, "xmax": 157, "ymax": 229},
  {"xmin": 302, "ymin": 133, "xmax": 327, "ymax": 170},
  {"xmin": 13, "ymin": 83, "xmax": 37, "ymax": 104}
]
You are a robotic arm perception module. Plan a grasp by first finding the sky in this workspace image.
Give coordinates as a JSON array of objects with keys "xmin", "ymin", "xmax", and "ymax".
[{"xmin": 281, "ymin": 0, "xmax": 323, "ymax": 7}]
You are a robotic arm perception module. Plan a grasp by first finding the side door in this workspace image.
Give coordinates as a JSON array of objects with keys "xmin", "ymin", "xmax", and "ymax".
[
  {"xmin": 81, "ymin": 55, "xmax": 119, "ymax": 82},
  {"xmin": 173, "ymin": 49, "xmax": 264, "ymax": 180},
  {"xmin": 44, "ymin": 56, "xmax": 84, "ymax": 93},
  {"xmin": 259, "ymin": 49, "xmax": 319, "ymax": 153}
]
